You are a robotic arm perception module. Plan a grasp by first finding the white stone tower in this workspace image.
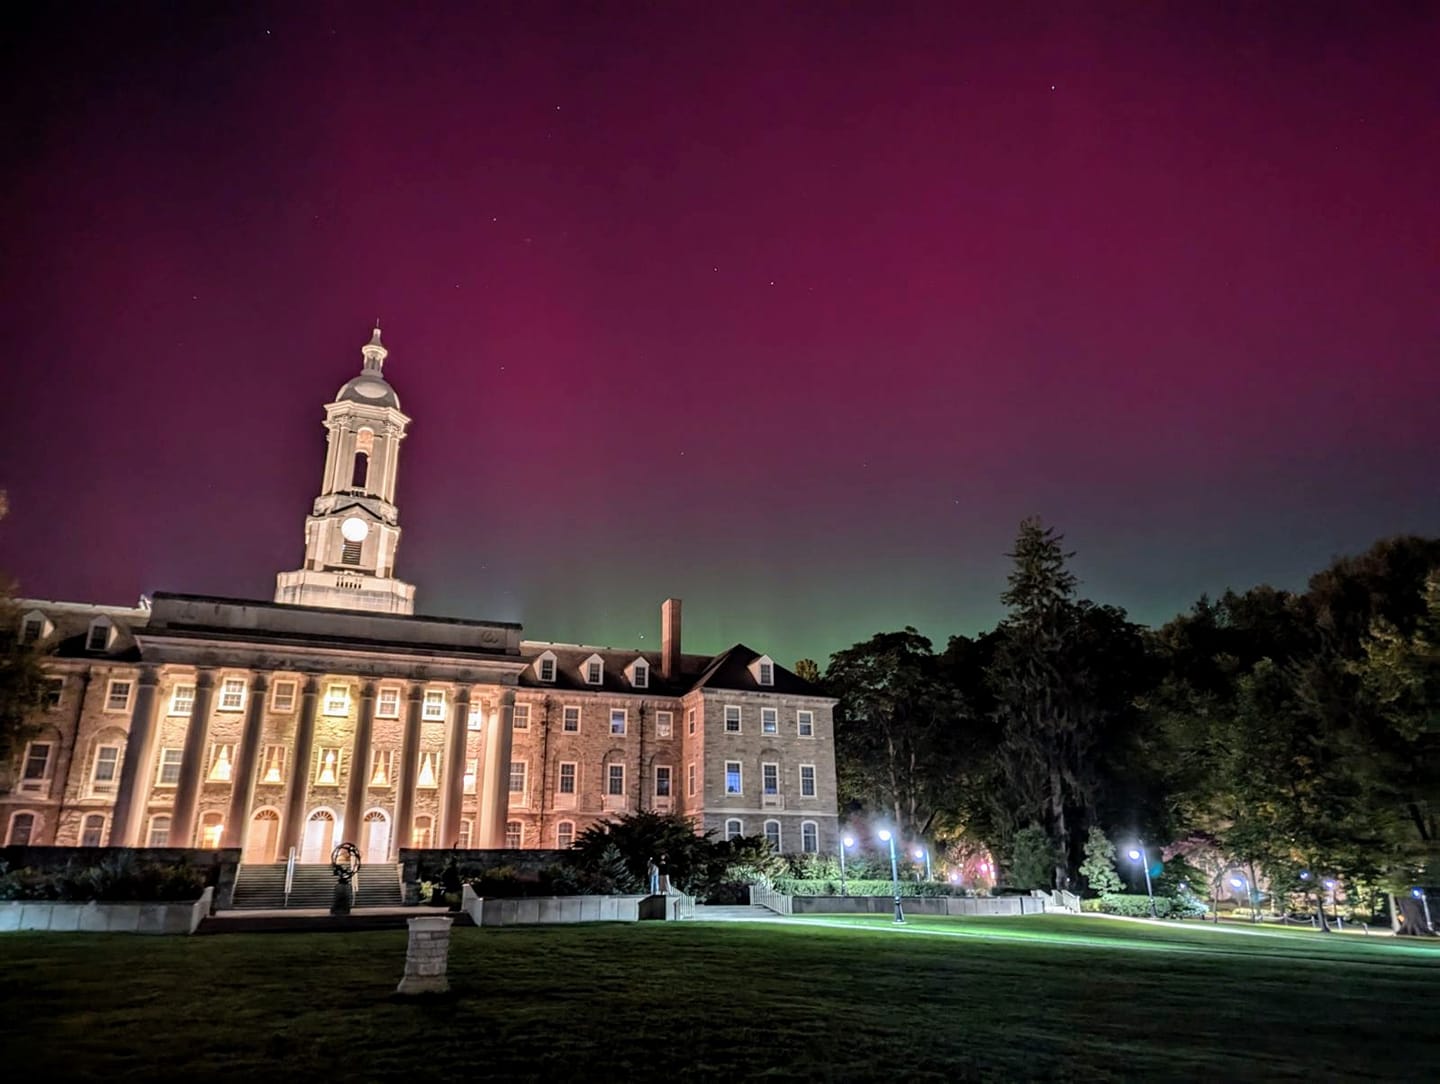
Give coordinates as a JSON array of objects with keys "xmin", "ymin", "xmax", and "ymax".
[{"xmin": 274, "ymin": 327, "xmax": 417, "ymax": 614}]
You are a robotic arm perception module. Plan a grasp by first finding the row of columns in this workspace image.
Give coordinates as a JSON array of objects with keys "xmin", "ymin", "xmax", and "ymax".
[{"xmin": 107, "ymin": 667, "xmax": 517, "ymax": 855}]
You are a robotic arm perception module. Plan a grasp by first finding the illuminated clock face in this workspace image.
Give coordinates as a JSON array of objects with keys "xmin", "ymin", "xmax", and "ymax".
[{"xmin": 340, "ymin": 516, "xmax": 370, "ymax": 543}]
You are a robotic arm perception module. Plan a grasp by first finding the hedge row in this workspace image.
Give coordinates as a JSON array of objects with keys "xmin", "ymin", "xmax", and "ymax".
[
  {"xmin": 1096, "ymin": 892, "xmax": 1208, "ymax": 919},
  {"xmin": 771, "ymin": 878, "xmax": 971, "ymax": 898},
  {"xmin": 0, "ymin": 857, "xmax": 207, "ymax": 902}
]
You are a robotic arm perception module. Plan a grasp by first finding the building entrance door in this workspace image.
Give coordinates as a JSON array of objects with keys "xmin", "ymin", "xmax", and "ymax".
[
  {"xmin": 363, "ymin": 810, "xmax": 391, "ymax": 863},
  {"xmin": 244, "ymin": 809, "xmax": 280, "ymax": 863},
  {"xmin": 301, "ymin": 809, "xmax": 335, "ymax": 863}
]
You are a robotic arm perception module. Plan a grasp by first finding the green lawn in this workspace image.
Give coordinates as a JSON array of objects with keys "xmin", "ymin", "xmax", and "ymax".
[{"xmin": 1, "ymin": 915, "xmax": 1437, "ymax": 1080}]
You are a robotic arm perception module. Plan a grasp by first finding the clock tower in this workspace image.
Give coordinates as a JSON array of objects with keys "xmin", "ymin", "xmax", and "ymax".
[{"xmin": 274, "ymin": 327, "xmax": 418, "ymax": 615}]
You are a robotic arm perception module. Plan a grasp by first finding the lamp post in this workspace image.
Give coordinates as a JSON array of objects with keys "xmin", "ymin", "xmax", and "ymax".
[
  {"xmin": 878, "ymin": 829, "xmax": 905, "ymax": 924},
  {"xmin": 1412, "ymin": 887, "xmax": 1433, "ymax": 933},
  {"xmin": 1229, "ymin": 874, "xmax": 1258, "ymax": 923},
  {"xmin": 1127, "ymin": 846, "xmax": 1158, "ymax": 919},
  {"xmin": 913, "ymin": 847, "xmax": 932, "ymax": 882},
  {"xmin": 1324, "ymin": 878, "xmax": 1339, "ymax": 928},
  {"xmin": 839, "ymin": 835, "xmax": 854, "ymax": 897}
]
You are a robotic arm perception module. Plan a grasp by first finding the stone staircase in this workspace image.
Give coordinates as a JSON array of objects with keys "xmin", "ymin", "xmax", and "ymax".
[
  {"xmin": 692, "ymin": 903, "xmax": 779, "ymax": 921},
  {"xmin": 228, "ymin": 863, "xmax": 403, "ymax": 910}
]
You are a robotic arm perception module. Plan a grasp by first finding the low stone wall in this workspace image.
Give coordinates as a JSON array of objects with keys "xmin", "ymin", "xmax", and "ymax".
[
  {"xmin": 0, "ymin": 886, "xmax": 213, "ymax": 934},
  {"xmin": 0, "ymin": 846, "xmax": 240, "ymax": 909},
  {"xmin": 782, "ymin": 895, "xmax": 1049, "ymax": 917},
  {"xmin": 638, "ymin": 893, "xmax": 695, "ymax": 920},
  {"xmin": 466, "ymin": 893, "xmax": 647, "ymax": 926}
]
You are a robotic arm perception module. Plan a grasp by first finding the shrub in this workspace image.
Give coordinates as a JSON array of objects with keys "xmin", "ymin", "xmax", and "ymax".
[
  {"xmin": 1080, "ymin": 898, "xmax": 1104, "ymax": 913},
  {"xmin": 1097, "ymin": 892, "xmax": 1206, "ymax": 919},
  {"xmin": 772, "ymin": 878, "xmax": 968, "ymax": 898},
  {"xmin": 0, "ymin": 856, "xmax": 206, "ymax": 902}
]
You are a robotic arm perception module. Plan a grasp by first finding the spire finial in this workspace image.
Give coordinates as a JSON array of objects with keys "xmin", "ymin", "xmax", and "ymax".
[{"xmin": 361, "ymin": 324, "xmax": 388, "ymax": 372}]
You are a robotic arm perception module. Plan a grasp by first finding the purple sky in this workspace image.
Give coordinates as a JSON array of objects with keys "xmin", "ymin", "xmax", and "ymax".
[{"xmin": 2, "ymin": 3, "xmax": 1437, "ymax": 664}]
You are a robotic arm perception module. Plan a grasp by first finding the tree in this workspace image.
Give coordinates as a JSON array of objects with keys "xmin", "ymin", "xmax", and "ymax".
[
  {"xmin": 1009, "ymin": 825, "xmax": 1057, "ymax": 890},
  {"xmin": 570, "ymin": 811, "xmax": 714, "ymax": 894},
  {"xmin": 794, "ymin": 658, "xmax": 821, "ymax": 685},
  {"xmin": 1078, "ymin": 827, "xmax": 1123, "ymax": 896},
  {"xmin": 0, "ymin": 582, "xmax": 50, "ymax": 768}
]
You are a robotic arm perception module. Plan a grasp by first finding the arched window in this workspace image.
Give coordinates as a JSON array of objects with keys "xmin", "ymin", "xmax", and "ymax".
[
  {"xmin": 147, "ymin": 814, "xmax": 172, "ymax": 847},
  {"xmin": 801, "ymin": 821, "xmax": 819, "ymax": 854},
  {"xmin": 505, "ymin": 820, "xmax": 522, "ymax": 848},
  {"xmin": 80, "ymin": 813, "xmax": 107, "ymax": 847},
  {"xmin": 412, "ymin": 814, "xmax": 433, "ymax": 848},
  {"xmin": 6, "ymin": 811, "xmax": 37, "ymax": 846},
  {"xmin": 556, "ymin": 820, "xmax": 575, "ymax": 849},
  {"xmin": 763, "ymin": 820, "xmax": 781, "ymax": 851},
  {"xmin": 351, "ymin": 428, "xmax": 375, "ymax": 489},
  {"xmin": 725, "ymin": 818, "xmax": 743, "ymax": 841}
]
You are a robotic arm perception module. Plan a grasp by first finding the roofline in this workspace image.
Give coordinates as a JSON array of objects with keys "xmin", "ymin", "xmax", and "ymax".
[
  {"xmin": 150, "ymin": 591, "xmax": 522, "ymax": 631},
  {"xmin": 16, "ymin": 597, "xmax": 152, "ymax": 616}
]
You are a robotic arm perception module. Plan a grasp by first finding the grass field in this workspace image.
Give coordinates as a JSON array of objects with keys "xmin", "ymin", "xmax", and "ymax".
[{"xmin": 1, "ymin": 915, "xmax": 1437, "ymax": 1080}]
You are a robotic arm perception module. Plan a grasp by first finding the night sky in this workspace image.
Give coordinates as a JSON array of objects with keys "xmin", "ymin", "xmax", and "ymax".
[{"xmin": 2, "ymin": 3, "xmax": 1437, "ymax": 665}]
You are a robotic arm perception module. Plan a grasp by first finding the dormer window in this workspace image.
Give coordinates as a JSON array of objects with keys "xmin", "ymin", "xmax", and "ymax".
[
  {"xmin": 86, "ymin": 619, "xmax": 112, "ymax": 652},
  {"xmin": 536, "ymin": 652, "xmax": 558, "ymax": 683},
  {"xmin": 19, "ymin": 611, "xmax": 50, "ymax": 645},
  {"xmin": 626, "ymin": 658, "xmax": 649, "ymax": 689},
  {"xmin": 750, "ymin": 655, "xmax": 776, "ymax": 686},
  {"xmin": 583, "ymin": 654, "xmax": 604, "ymax": 685}
]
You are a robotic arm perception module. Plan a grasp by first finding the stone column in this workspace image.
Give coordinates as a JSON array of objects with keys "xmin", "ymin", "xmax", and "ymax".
[
  {"xmin": 343, "ymin": 681, "xmax": 378, "ymax": 850},
  {"xmin": 109, "ymin": 667, "xmax": 160, "ymax": 847},
  {"xmin": 280, "ymin": 677, "xmax": 321, "ymax": 856},
  {"xmin": 392, "ymin": 683, "xmax": 424, "ymax": 860},
  {"xmin": 478, "ymin": 688, "xmax": 516, "ymax": 848},
  {"xmin": 223, "ymin": 672, "xmax": 269, "ymax": 850},
  {"xmin": 171, "ymin": 670, "xmax": 217, "ymax": 848},
  {"xmin": 440, "ymin": 687, "xmax": 471, "ymax": 848}
]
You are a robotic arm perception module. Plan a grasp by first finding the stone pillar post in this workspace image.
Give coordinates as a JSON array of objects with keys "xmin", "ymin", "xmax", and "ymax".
[
  {"xmin": 223, "ymin": 672, "xmax": 269, "ymax": 850},
  {"xmin": 280, "ymin": 678, "xmax": 321, "ymax": 856},
  {"xmin": 109, "ymin": 667, "xmax": 160, "ymax": 847},
  {"xmin": 343, "ymin": 681, "xmax": 378, "ymax": 850},
  {"xmin": 478, "ymin": 688, "xmax": 516, "ymax": 848},
  {"xmin": 392, "ymin": 683, "xmax": 424, "ymax": 860},
  {"xmin": 440, "ymin": 687, "xmax": 471, "ymax": 848},
  {"xmin": 171, "ymin": 670, "xmax": 217, "ymax": 848}
]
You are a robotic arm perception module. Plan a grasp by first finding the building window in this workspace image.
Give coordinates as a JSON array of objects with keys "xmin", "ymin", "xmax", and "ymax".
[
  {"xmin": 208, "ymin": 744, "xmax": 234, "ymax": 782},
  {"xmin": 105, "ymin": 679, "xmax": 132, "ymax": 712},
  {"xmin": 556, "ymin": 821, "xmax": 575, "ymax": 849},
  {"xmin": 688, "ymin": 708, "xmax": 696, "ymax": 734},
  {"xmin": 562, "ymin": 706, "xmax": 580, "ymax": 732},
  {"xmin": 43, "ymin": 678, "xmax": 63, "ymax": 708},
  {"xmin": 655, "ymin": 765, "xmax": 672, "ymax": 798},
  {"xmin": 797, "ymin": 710, "xmax": 814, "ymax": 737},
  {"xmin": 633, "ymin": 662, "xmax": 648, "ymax": 688},
  {"xmin": 585, "ymin": 659, "xmax": 603, "ymax": 685},
  {"xmin": 464, "ymin": 758, "xmax": 478, "ymax": 795},
  {"xmin": 513, "ymin": 703, "xmax": 530, "ymax": 730},
  {"xmin": 558, "ymin": 762, "xmax": 577, "ymax": 795},
  {"xmin": 422, "ymin": 690, "xmax": 446, "ymax": 720},
  {"xmin": 468, "ymin": 703, "xmax": 485, "ymax": 730},
  {"xmin": 271, "ymin": 680, "xmax": 297, "ymax": 713},
  {"xmin": 610, "ymin": 708, "xmax": 627, "ymax": 736},
  {"xmin": 218, "ymin": 677, "xmax": 246, "ymax": 712},
  {"xmin": 656, "ymin": 711, "xmax": 673, "ymax": 738},
  {"xmin": 341, "ymin": 539, "xmax": 362, "ymax": 565},
  {"xmin": 199, "ymin": 812, "xmax": 224, "ymax": 849},
  {"xmin": 90, "ymin": 744, "xmax": 121, "ymax": 796},
  {"xmin": 147, "ymin": 815, "xmax": 172, "ymax": 847},
  {"xmin": 377, "ymin": 686, "xmax": 401, "ymax": 718},
  {"xmin": 509, "ymin": 761, "xmax": 527, "ymax": 797},
  {"xmin": 21, "ymin": 617, "xmax": 44, "ymax": 644},
  {"xmin": 155, "ymin": 747, "xmax": 183, "ymax": 787},
  {"xmin": 724, "ymin": 705, "xmax": 741, "ymax": 733},
  {"xmin": 324, "ymin": 684, "xmax": 350, "ymax": 717},
  {"xmin": 607, "ymin": 764, "xmax": 625, "ymax": 796},
  {"xmin": 762, "ymin": 762, "xmax": 779, "ymax": 795},
  {"xmin": 169, "ymin": 684, "xmax": 196, "ymax": 717},
  {"xmin": 538, "ymin": 656, "xmax": 556, "ymax": 682},
  {"xmin": 801, "ymin": 821, "xmax": 819, "ymax": 853},
  {"xmin": 260, "ymin": 745, "xmax": 286, "ymax": 784},
  {"xmin": 764, "ymin": 820, "xmax": 781, "ymax": 850},
  {"xmin": 800, "ymin": 764, "xmax": 817, "ymax": 797},
  {"xmin": 457, "ymin": 819, "xmax": 473, "ymax": 850},
  {"xmin": 412, "ymin": 815, "xmax": 433, "ymax": 848},
  {"xmin": 505, "ymin": 821, "xmax": 522, "ymax": 849},
  {"xmin": 369, "ymin": 749, "xmax": 392, "ymax": 787},
  {"xmin": 687, "ymin": 762, "xmax": 696, "ymax": 797},
  {"xmin": 761, "ymin": 707, "xmax": 777, "ymax": 734},
  {"xmin": 725, "ymin": 761, "xmax": 742, "ymax": 795},
  {"xmin": 725, "ymin": 818, "xmax": 743, "ymax": 841},
  {"xmin": 758, "ymin": 661, "xmax": 774, "ymax": 686},
  {"xmin": 417, "ymin": 752, "xmax": 439, "ymax": 788},
  {"xmin": 315, "ymin": 748, "xmax": 342, "ymax": 786},
  {"xmin": 20, "ymin": 741, "xmax": 52, "ymax": 786},
  {"xmin": 87, "ymin": 622, "xmax": 110, "ymax": 652},
  {"xmin": 81, "ymin": 814, "xmax": 106, "ymax": 847}
]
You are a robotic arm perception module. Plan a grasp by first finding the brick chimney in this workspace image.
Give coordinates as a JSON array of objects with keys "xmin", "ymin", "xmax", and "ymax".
[{"xmin": 661, "ymin": 598, "xmax": 682, "ymax": 679}]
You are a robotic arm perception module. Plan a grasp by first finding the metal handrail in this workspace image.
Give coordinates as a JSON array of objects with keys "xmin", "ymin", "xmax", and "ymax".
[{"xmin": 283, "ymin": 847, "xmax": 297, "ymax": 908}]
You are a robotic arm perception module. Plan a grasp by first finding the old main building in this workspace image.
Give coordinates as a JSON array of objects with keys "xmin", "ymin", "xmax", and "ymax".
[{"xmin": 3, "ymin": 329, "xmax": 839, "ymax": 865}]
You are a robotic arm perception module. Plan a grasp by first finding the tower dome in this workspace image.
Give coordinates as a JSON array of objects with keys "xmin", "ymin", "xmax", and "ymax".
[{"xmin": 336, "ymin": 327, "xmax": 400, "ymax": 408}]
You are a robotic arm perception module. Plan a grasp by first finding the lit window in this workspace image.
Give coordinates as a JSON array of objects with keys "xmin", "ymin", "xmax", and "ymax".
[
  {"xmin": 147, "ymin": 815, "xmax": 171, "ymax": 847},
  {"xmin": 21, "ymin": 742, "xmax": 52, "ymax": 783},
  {"xmin": 758, "ymin": 661, "xmax": 774, "ymax": 686},
  {"xmin": 464, "ymin": 757, "xmax": 478, "ymax": 794},
  {"xmin": 270, "ymin": 680, "xmax": 297, "ymax": 713},
  {"xmin": 377, "ymin": 686, "xmax": 401, "ymax": 718},
  {"xmin": 218, "ymin": 677, "xmax": 246, "ymax": 712},
  {"xmin": 369, "ymin": 749, "xmax": 392, "ymax": 787},
  {"xmin": 725, "ymin": 818, "xmax": 743, "ymax": 841},
  {"xmin": 656, "ymin": 711, "xmax": 673, "ymax": 738},
  {"xmin": 207, "ymin": 744, "xmax": 234, "ymax": 782},
  {"xmin": 764, "ymin": 820, "xmax": 781, "ymax": 850},
  {"xmin": 688, "ymin": 708, "xmax": 696, "ymax": 734},
  {"xmin": 585, "ymin": 659, "xmax": 603, "ymax": 684},
  {"xmin": 260, "ymin": 745, "xmax": 286, "ymax": 784},
  {"xmin": 417, "ymin": 752, "xmax": 439, "ymax": 788},
  {"xmin": 505, "ymin": 821, "xmax": 522, "ymax": 848},
  {"xmin": 724, "ymin": 706, "xmax": 741, "ymax": 733},
  {"xmin": 513, "ymin": 704, "xmax": 530, "ymax": 730},
  {"xmin": 610, "ymin": 708, "xmax": 626, "ymax": 736},
  {"xmin": 797, "ymin": 710, "xmax": 814, "ymax": 737},
  {"xmin": 105, "ymin": 680, "xmax": 132, "ymax": 712},
  {"xmin": 155, "ymin": 747, "xmax": 183, "ymax": 786},
  {"xmin": 800, "ymin": 764, "xmax": 816, "ymax": 798},
  {"xmin": 200, "ymin": 813, "xmax": 224, "ymax": 849},
  {"xmin": 81, "ymin": 814, "xmax": 106, "ymax": 847},
  {"xmin": 687, "ymin": 762, "xmax": 696, "ymax": 797},
  {"xmin": 412, "ymin": 815, "xmax": 433, "ymax": 848},
  {"xmin": 761, "ymin": 707, "xmax": 777, "ymax": 734},
  {"xmin": 725, "ymin": 761, "xmax": 742, "ymax": 795},
  {"xmin": 801, "ymin": 821, "xmax": 819, "ymax": 854},
  {"xmin": 558, "ymin": 762, "xmax": 577, "ymax": 795},
  {"xmin": 655, "ymin": 765, "xmax": 672, "ymax": 798},
  {"xmin": 556, "ymin": 821, "xmax": 575, "ymax": 848},
  {"xmin": 324, "ymin": 684, "xmax": 350, "ymax": 717},
  {"xmin": 762, "ymin": 763, "xmax": 779, "ymax": 795},
  {"xmin": 90, "ymin": 745, "xmax": 121, "ymax": 795},
  {"xmin": 87, "ymin": 622, "xmax": 110, "ymax": 652},
  {"xmin": 562, "ymin": 706, "xmax": 580, "ymax": 732},
  {"xmin": 422, "ymin": 690, "xmax": 446, "ymax": 720},
  {"xmin": 607, "ymin": 764, "xmax": 625, "ymax": 796},
  {"xmin": 169, "ymin": 684, "xmax": 196, "ymax": 717},
  {"xmin": 538, "ymin": 656, "xmax": 556, "ymax": 682},
  {"xmin": 315, "ymin": 748, "xmax": 341, "ymax": 786},
  {"xmin": 633, "ymin": 662, "xmax": 648, "ymax": 688},
  {"xmin": 509, "ymin": 761, "xmax": 527, "ymax": 795}
]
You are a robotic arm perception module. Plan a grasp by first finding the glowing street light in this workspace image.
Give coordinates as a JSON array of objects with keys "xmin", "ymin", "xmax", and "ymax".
[
  {"xmin": 913, "ymin": 846, "xmax": 932, "ymax": 882},
  {"xmin": 1323, "ymin": 878, "xmax": 1339, "ymax": 927},
  {"xmin": 839, "ymin": 834, "xmax": 855, "ymax": 897},
  {"xmin": 1412, "ymin": 887, "xmax": 1433, "ymax": 933},
  {"xmin": 1127, "ymin": 845, "xmax": 1158, "ymax": 919},
  {"xmin": 878, "ymin": 829, "xmax": 905, "ymax": 924}
]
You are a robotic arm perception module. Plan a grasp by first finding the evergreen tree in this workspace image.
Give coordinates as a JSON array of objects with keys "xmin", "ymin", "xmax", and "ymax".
[{"xmin": 1078, "ymin": 827, "xmax": 1123, "ymax": 896}]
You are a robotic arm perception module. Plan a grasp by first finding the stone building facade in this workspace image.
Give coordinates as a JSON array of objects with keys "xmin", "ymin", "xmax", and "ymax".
[{"xmin": 2, "ymin": 330, "xmax": 838, "ymax": 863}]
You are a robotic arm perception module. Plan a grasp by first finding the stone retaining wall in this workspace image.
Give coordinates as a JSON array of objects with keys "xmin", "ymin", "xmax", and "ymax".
[
  {"xmin": 465, "ymin": 892, "xmax": 647, "ymax": 926},
  {"xmin": 0, "ymin": 846, "xmax": 240, "ymax": 909},
  {"xmin": 769, "ymin": 894, "xmax": 1049, "ymax": 916},
  {"xmin": 0, "ymin": 886, "xmax": 213, "ymax": 934}
]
